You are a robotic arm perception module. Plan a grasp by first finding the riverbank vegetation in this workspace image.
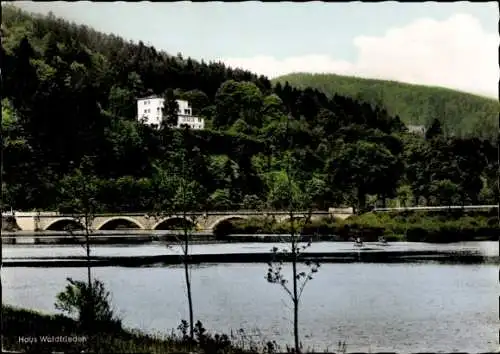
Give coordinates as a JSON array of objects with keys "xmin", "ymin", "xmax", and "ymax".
[
  {"xmin": 2, "ymin": 305, "xmax": 289, "ymax": 354},
  {"xmin": 217, "ymin": 209, "xmax": 499, "ymax": 242},
  {"xmin": 2, "ymin": 5, "xmax": 498, "ymax": 217}
]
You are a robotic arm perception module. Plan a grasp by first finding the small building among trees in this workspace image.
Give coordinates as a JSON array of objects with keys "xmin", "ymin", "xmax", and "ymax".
[
  {"xmin": 407, "ymin": 124, "xmax": 426, "ymax": 135},
  {"xmin": 136, "ymin": 95, "xmax": 205, "ymax": 130}
]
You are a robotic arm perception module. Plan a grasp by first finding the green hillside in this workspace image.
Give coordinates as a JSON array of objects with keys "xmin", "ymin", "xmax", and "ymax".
[
  {"xmin": 273, "ymin": 73, "xmax": 498, "ymax": 140},
  {"xmin": 1, "ymin": 4, "xmax": 498, "ymax": 214}
]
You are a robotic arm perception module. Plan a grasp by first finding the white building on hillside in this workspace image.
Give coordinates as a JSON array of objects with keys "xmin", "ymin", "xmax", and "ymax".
[
  {"xmin": 137, "ymin": 95, "xmax": 205, "ymax": 130},
  {"xmin": 407, "ymin": 125, "xmax": 426, "ymax": 135}
]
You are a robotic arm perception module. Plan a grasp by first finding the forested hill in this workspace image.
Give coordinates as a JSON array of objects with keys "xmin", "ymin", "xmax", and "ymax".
[
  {"xmin": 1, "ymin": 5, "xmax": 498, "ymax": 215},
  {"xmin": 273, "ymin": 73, "xmax": 499, "ymax": 140}
]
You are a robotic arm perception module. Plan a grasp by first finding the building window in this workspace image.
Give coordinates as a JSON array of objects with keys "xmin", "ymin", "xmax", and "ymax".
[{"xmin": 184, "ymin": 109, "xmax": 191, "ymax": 115}]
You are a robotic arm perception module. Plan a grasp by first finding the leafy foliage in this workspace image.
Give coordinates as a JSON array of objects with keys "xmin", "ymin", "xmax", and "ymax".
[{"xmin": 55, "ymin": 277, "xmax": 121, "ymax": 330}]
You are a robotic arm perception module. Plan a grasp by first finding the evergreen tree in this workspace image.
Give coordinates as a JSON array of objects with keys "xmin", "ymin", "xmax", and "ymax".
[
  {"xmin": 425, "ymin": 118, "xmax": 443, "ymax": 141},
  {"xmin": 161, "ymin": 88, "xmax": 179, "ymax": 128}
]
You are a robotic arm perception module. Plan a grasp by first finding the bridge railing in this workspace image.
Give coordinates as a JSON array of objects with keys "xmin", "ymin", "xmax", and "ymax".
[
  {"xmin": 373, "ymin": 205, "xmax": 499, "ymax": 212},
  {"xmin": 3, "ymin": 210, "xmax": 334, "ymax": 218}
]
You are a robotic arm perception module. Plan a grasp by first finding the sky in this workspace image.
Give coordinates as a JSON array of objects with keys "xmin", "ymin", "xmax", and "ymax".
[{"xmin": 10, "ymin": 1, "xmax": 499, "ymax": 98}]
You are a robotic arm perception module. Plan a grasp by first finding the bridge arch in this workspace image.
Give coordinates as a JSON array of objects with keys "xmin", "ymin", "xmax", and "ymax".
[
  {"xmin": 208, "ymin": 215, "xmax": 249, "ymax": 230},
  {"xmin": 95, "ymin": 216, "xmax": 145, "ymax": 230},
  {"xmin": 153, "ymin": 216, "xmax": 196, "ymax": 230},
  {"xmin": 44, "ymin": 218, "xmax": 85, "ymax": 231}
]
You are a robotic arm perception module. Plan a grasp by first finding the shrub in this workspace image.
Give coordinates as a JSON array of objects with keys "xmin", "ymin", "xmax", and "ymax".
[
  {"xmin": 2, "ymin": 215, "xmax": 20, "ymax": 231},
  {"xmin": 55, "ymin": 277, "xmax": 122, "ymax": 332}
]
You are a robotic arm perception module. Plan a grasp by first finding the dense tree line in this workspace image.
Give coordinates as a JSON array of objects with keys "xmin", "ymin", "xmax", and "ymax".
[
  {"xmin": 273, "ymin": 73, "xmax": 499, "ymax": 141},
  {"xmin": 1, "ymin": 6, "xmax": 498, "ymax": 214}
]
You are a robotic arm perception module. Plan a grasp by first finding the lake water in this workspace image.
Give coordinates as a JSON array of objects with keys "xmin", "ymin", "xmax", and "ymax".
[
  {"xmin": 3, "ymin": 241, "xmax": 499, "ymax": 353},
  {"xmin": 4, "ymin": 240, "xmax": 499, "ymax": 258}
]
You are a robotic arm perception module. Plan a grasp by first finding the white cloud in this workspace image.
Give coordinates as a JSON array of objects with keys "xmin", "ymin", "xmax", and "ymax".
[{"xmin": 220, "ymin": 14, "xmax": 498, "ymax": 98}]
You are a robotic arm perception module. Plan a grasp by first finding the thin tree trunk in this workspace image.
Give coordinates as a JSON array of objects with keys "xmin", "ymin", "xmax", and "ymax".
[
  {"xmin": 290, "ymin": 210, "xmax": 300, "ymax": 353},
  {"xmin": 292, "ymin": 253, "xmax": 299, "ymax": 353},
  {"xmin": 184, "ymin": 263, "xmax": 194, "ymax": 340},
  {"xmin": 286, "ymin": 111, "xmax": 300, "ymax": 353},
  {"xmin": 84, "ymin": 209, "xmax": 93, "ymax": 352},
  {"xmin": 497, "ymin": 140, "xmax": 499, "ymax": 229},
  {"xmin": 85, "ymin": 211, "xmax": 92, "ymax": 292},
  {"xmin": 357, "ymin": 188, "xmax": 366, "ymax": 214},
  {"xmin": 181, "ymin": 143, "xmax": 194, "ymax": 341},
  {"xmin": 184, "ymin": 212, "xmax": 194, "ymax": 340}
]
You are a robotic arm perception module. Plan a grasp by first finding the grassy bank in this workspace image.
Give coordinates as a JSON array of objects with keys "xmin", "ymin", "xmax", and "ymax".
[
  {"xmin": 216, "ymin": 210, "xmax": 499, "ymax": 243},
  {"xmin": 2, "ymin": 305, "xmax": 286, "ymax": 354}
]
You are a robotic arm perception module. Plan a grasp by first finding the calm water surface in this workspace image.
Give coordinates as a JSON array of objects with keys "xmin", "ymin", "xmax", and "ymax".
[
  {"xmin": 4, "ymin": 240, "xmax": 499, "ymax": 258},
  {"xmin": 3, "ymin": 242, "xmax": 499, "ymax": 353}
]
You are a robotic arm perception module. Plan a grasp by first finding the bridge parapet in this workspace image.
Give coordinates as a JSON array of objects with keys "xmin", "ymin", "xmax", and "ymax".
[
  {"xmin": 373, "ymin": 205, "xmax": 498, "ymax": 212},
  {"xmin": 3, "ymin": 209, "xmax": 352, "ymax": 232},
  {"xmin": 327, "ymin": 207, "xmax": 354, "ymax": 220}
]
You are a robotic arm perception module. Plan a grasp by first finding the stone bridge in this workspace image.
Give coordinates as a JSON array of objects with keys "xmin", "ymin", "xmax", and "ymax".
[{"xmin": 5, "ymin": 208, "xmax": 354, "ymax": 232}]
